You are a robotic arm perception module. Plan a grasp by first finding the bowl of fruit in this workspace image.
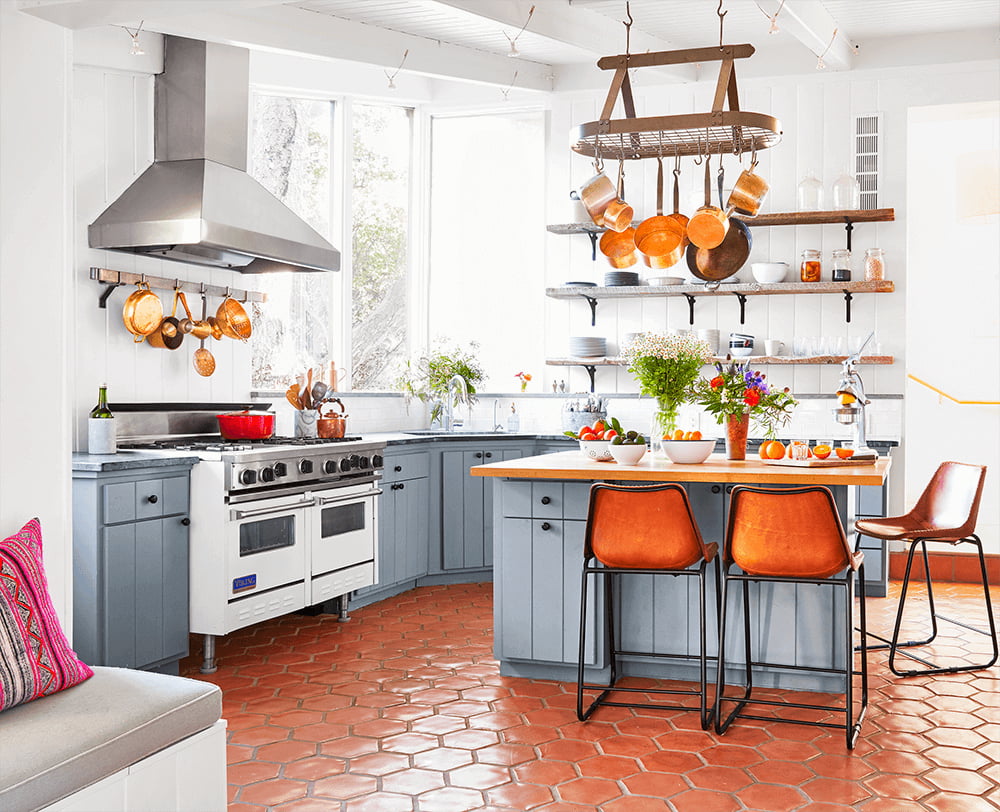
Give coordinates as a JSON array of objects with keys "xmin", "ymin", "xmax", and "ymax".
[
  {"xmin": 606, "ymin": 417, "xmax": 647, "ymax": 465},
  {"xmin": 565, "ymin": 420, "xmax": 614, "ymax": 461},
  {"xmin": 660, "ymin": 430, "xmax": 715, "ymax": 464}
]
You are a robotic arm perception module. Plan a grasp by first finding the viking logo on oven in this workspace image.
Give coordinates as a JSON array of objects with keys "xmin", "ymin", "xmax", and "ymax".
[{"xmin": 232, "ymin": 574, "xmax": 257, "ymax": 593}]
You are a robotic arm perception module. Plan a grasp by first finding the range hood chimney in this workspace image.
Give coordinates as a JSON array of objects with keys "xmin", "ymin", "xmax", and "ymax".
[{"xmin": 88, "ymin": 35, "xmax": 340, "ymax": 273}]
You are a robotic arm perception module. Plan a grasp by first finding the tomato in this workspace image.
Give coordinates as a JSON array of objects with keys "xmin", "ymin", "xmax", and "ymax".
[
  {"xmin": 592, "ymin": 420, "xmax": 605, "ymax": 433},
  {"xmin": 605, "ymin": 430, "xmax": 618, "ymax": 440},
  {"xmin": 594, "ymin": 430, "xmax": 605, "ymax": 440},
  {"xmin": 579, "ymin": 431, "xmax": 597, "ymax": 441},
  {"xmin": 578, "ymin": 425, "xmax": 593, "ymax": 437}
]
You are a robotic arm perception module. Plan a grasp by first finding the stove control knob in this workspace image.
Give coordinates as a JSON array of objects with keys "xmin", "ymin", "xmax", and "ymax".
[
  {"xmin": 349, "ymin": 454, "xmax": 361, "ymax": 470},
  {"xmin": 239, "ymin": 469, "xmax": 257, "ymax": 486},
  {"xmin": 273, "ymin": 462, "xmax": 288, "ymax": 477},
  {"xmin": 260, "ymin": 466, "xmax": 275, "ymax": 483},
  {"xmin": 372, "ymin": 454, "xmax": 384, "ymax": 469},
  {"xmin": 299, "ymin": 459, "xmax": 314, "ymax": 475},
  {"xmin": 340, "ymin": 458, "xmax": 352, "ymax": 472},
  {"xmin": 324, "ymin": 459, "xmax": 339, "ymax": 475},
  {"xmin": 358, "ymin": 456, "xmax": 371, "ymax": 469}
]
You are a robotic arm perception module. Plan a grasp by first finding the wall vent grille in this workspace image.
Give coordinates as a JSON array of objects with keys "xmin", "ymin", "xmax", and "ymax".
[{"xmin": 854, "ymin": 113, "xmax": 882, "ymax": 210}]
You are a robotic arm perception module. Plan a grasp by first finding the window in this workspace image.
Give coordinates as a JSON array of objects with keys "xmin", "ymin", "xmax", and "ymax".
[
  {"xmin": 428, "ymin": 111, "xmax": 545, "ymax": 390},
  {"xmin": 248, "ymin": 95, "xmax": 413, "ymax": 391}
]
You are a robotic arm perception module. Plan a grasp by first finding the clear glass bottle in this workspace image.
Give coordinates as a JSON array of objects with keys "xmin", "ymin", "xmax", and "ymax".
[
  {"xmin": 88, "ymin": 384, "xmax": 117, "ymax": 454},
  {"xmin": 864, "ymin": 248, "xmax": 885, "ymax": 281},
  {"xmin": 831, "ymin": 248, "xmax": 852, "ymax": 282},
  {"xmin": 831, "ymin": 170, "xmax": 860, "ymax": 210},
  {"xmin": 797, "ymin": 171, "xmax": 824, "ymax": 210},
  {"xmin": 800, "ymin": 249, "xmax": 822, "ymax": 282}
]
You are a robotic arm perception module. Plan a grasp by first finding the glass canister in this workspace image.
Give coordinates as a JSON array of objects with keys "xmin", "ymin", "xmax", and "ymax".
[
  {"xmin": 800, "ymin": 249, "xmax": 822, "ymax": 282},
  {"xmin": 831, "ymin": 248, "xmax": 852, "ymax": 282},
  {"xmin": 864, "ymin": 248, "xmax": 885, "ymax": 281},
  {"xmin": 831, "ymin": 170, "xmax": 860, "ymax": 209},
  {"xmin": 797, "ymin": 171, "xmax": 824, "ymax": 210}
]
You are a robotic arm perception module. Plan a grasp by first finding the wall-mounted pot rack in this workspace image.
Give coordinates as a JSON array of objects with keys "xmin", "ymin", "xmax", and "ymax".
[
  {"xmin": 91, "ymin": 267, "xmax": 267, "ymax": 308},
  {"xmin": 571, "ymin": 44, "xmax": 781, "ymax": 162}
]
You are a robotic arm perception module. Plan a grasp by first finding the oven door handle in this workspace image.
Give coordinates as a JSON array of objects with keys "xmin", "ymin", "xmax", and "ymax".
[
  {"xmin": 232, "ymin": 497, "xmax": 316, "ymax": 520},
  {"xmin": 316, "ymin": 488, "xmax": 383, "ymax": 506}
]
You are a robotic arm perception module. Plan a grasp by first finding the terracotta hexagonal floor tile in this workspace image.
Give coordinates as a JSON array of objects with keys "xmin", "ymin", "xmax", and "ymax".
[
  {"xmin": 925, "ymin": 744, "xmax": 990, "ymax": 770},
  {"xmin": 350, "ymin": 718, "xmax": 408, "ymax": 739},
  {"xmin": 502, "ymin": 723, "xmax": 560, "ymax": 746},
  {"xmin": 596, "ymin": 734, "xmax": 658, "ymax": 758},
  {"xmin": 863, "ymin": 748, "xmax": 933, "ymax": 775},
  {"xmin": 538, "ymin": 738, "xmax": 599, "ymax": 762},
  {"xmin": 746, "ymin": 759, "xmax": 815, "ymax": 786},
  {"xmin": 734, "ymin": 782, "xmax": 807, "ymax": 812},
  {"xmin": 485, "ymin": 781, "xmax": 555, "ymax": 810},
  {"xmin": 600, "ymin": 796, "xmax": 673, "ymax": 812},
  {"xmin": 699, "ymin": 743, "xmax": 763, "ymax": 768},
  {"xmin": 806, "ymin": 753, "xmax": 876, "ymax": 780},
  {"xmin": 448, "ymin": 763, "xmax": 512, "ymax": 790},
  {"xmin": 513, "ymin": 759, "xmax": 578, "ymax": 786},
  {"xmin": 227, "ymin": 760, "xmax": 282, "ymax": 785},
  {"xmin": 863, "ymin": 773, "xmax": 934, "ymax": 801},
  {"xmin": 576, "ymin": 754, "xmax": 640, "ymax": 780},
  {"xmin": 757, "ymin": 738, "xmax": 822, "ymax": 762},
  {"xmin": 922, "ymin": 766, "xmax": 995, "ymax": 795},
  {"xmin": 381, "ymin": 732, "xmax": 440, "ymax": 754},
  {"xmin": 652, "ymin": 728, "xmax": 716, "ymax": 751},
  {"xmin": 318, "ymin": 736, "xmax": 379, "ymax": 759},
  {"xmin": 312, "ymin": 773, "xmax": 378, "ymax": 800},
  {"xmin": 291, "ymin": 721, "xmax": 351, "ymax": 742},
  {"xmin": 409, "ymin": 714, "xmax": 468, "ymax": 735},
  {"xmin": 556, "ymin": 776, "xmax": 623, "ymax": 805},
  {"xmin": 476, "ymin": 743, "xmax": 537, "ymax": 766},
  {"xmin": 856, "ymin": 799, "xmax": 926, "ymax": 812},
  {"xmin": 801, "ymin": 776, "xmax": 874, "ymax": 806},
  {"xmin": 468, "ymin": 710, "xmax": 524, "ymax": 731},
  {"xmin": 638, "ymin": 749, "xmax": 704, "ymax": 774},
  {"xmin": 341, "ymin": 792, "xmax": 416, "ymax": 812},
  {"xmin": 412, "ymin": 746, "xmax": 475, "ymax": 771},
  {"xmin": 442, "ymin": 728, "xmax": 501, "ymax": 750},
  {"xmin": 346, "ymin": 751, "xmax": 410, "ymax": 776},
  {"xmin": 379, "ymin": 767, "xmax": 447, "ymax": 795},
  {"xmin": 686, "ymin": 765, "xmax": 752, "ymax": 792},
  {"xmin": 667, "ymin": 788, "xmax": 741, "ymax": 812},
  {"xmin": 255, "ymin": 739, "xmax": 318, "ymax": 764},
  {"xmin": 237, "ymin": 777, "xmax": 308, "ymax": 806},
  {"xmin": 620, "ymin": 771, "xmax": 688, "ymax": 798},
  {"xmin": 281, "ymin": 755, "xmax": 346, "ymax": 781},
  {"xmin": 229, "ymin": 725, "xmax": 291, "ymax": 747},
  {"xmin": 920, "ymin": 792, "xmax": 1000, "ymax": 812},
  {"xmin": 416, "ymin": 786, "xmax": 485, "ymax": 812},
  {"xmin": 924, "ymin": 726, "xmax": 987, "ymax": 749}
]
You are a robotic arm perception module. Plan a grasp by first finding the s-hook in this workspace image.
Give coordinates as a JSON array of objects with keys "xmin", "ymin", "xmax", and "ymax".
[{"xmin": 717, "ymin": 0, "xmax": 728, "ymax": 48}]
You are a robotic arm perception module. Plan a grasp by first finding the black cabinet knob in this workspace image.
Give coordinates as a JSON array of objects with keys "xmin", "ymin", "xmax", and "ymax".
[
  {"xmin": 540, "ymin": 522, "xmax": 552, "ymax": 531},
  {"xmin": 474, "ymin": 452, "xmax": 483, "ymax": 459},
  {"xmin": 147, "ymin": 494, "xmax": 158, "ymax": 504},
  {"xmin": 484, "ymin": 452, "xmax": 493, "ymax": 459},
  {"xmin": 726, "ymin": 485, "xmax": 736, "ymax": 493},
  {"xmin": 540, "ymin": 496, "xmax": 551, "ymax": 505},
  {"xmin": 180, "ymin": 518, "xmax": 191, "ymax": 526},
  {"xmin": 394, "ymin": 465, "xmax": 402, "ymax": 472},
  {"xmin": 711, "ymin": 485, "xmax": 721, "ymax": 494},
  {"xmin": 398, "ymin": 483, "xmax": 405, "ymax": 490}
]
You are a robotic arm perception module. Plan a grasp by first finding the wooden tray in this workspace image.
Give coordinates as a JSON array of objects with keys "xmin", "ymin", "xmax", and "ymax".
[{"xmin": 762, "ymin": 456, "xmax": 878, "ymax": 468}]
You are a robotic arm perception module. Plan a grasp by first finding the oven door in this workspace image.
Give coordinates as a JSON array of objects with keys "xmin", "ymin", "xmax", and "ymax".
[
  {"xmin": 310, "ymin": 478, "xmax": 381, "ymax": 577},
  {"xmin": 227, "ymin": 492, "xmax": 313, "ymax": 599}
]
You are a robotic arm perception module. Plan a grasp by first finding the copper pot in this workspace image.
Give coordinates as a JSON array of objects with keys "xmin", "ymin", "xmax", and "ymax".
[
  {"xmin": 727, "ymin": 158, "xmax": 769, "ymax": 217},
  {"xmin": 146, "ymin": 290, "xmax": 184, "ymax": 350},
  {"xmin": 687, "ymin": 155, "xmax": 729, "ymax": 250},
  {"xmin": 600, "ymin": 160, "xmax": 633, "ymax": 233},
  {"xmin": 634, "ymin": 158, "xmax": 685, "ymax": 260},
  {"xmin": 599, "ymin": 226, "xmax": 637, "ymax": 268},
  {"xmin": 687, "ymin": 167, "xmax": 752, "ymax": 283},
  {"xmin": 574, "ymin": 164, "xmax": 617, "ymax": 227},
  {"xmin": 121, "ymin": 282, "xmax": 163, "ymax": 343}
]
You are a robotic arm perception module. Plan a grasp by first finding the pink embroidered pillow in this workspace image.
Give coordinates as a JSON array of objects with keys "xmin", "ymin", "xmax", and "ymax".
[{"xmin": 0, "ymin": 518, "xmax": 93, "ymax": 710}]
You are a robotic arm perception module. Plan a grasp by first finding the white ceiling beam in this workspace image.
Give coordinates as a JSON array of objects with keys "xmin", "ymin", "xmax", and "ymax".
[
  {"xmin": 756, "ymin": 0, "xmax": 854, "ymax": 71},
  {"xmin": 15, "ymin": 0, "xmax": 279, "ymax": 29},
  {"xmin": 429, "ymin": 0, "xmax": 697, "ymax": 83}
]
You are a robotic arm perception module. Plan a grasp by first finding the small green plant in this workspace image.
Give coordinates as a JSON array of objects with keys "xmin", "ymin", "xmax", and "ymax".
[{"xmin": 397, "ymin": 340, "xmax": 487, "ymax": 425}]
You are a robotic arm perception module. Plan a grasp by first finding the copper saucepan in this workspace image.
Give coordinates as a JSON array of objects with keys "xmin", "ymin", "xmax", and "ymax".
[
  {"xmin": 635, "ymin": 157, "xmax": 685, "ymax": 263},
  {"xmin": 686, "ymin": 154, "xmax": 729, "ymax": 250},
  {"xmin": 601, "ymin": 160, "xmax": 634, "ymax": 233},
  {"xmin": 121, "ymin": 282, "xmax": 163, "ymax": 343},
  {"xmin": 599, "ymin": 165, "xmax": 637, "ymax": 267},
  {"xmin": 727, "ymin": 157, "xmax": 769, "ymax": 217},
  {"xmin": 687, "ymin": 166, "xmax": 752, "ymax": 283},
  {"xmin": 574, "ymin": 160, "xmax": 618, "ymax": 227}
]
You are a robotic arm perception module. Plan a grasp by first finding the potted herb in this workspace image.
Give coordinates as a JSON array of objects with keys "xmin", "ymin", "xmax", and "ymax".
[{"xmin": 397, "ymin": 341, "xmax": 487, "ymax": 425}]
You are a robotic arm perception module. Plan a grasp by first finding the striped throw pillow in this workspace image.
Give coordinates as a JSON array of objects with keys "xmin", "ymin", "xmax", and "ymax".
[{"xmin": 0, "ymin": 518, "xmax": 92, "ymax": 710}]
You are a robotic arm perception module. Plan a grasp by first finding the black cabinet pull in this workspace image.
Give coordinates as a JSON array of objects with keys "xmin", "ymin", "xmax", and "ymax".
[
  {"xmin": 474, "ymin": 452, "xmax": 483, "ymax": 459},
  {"xmin": 181, "ymin": 518, "xmax": 191, "ymax": 526},
  {"xmin": 484, "ymin": 452, "xmax": 493, "ymax": 459},
  {"xmin": 394, "ymin": 465, "xmax": 402, "ymax": 472},
  {"xmin": 711, "ymin": 485, "xmax": 721, "ymax": 494},
  {"xmin": 726, "ymin": 485, "xmax": 736, "ymax": 493},
  {"xmin": 540, "ymin": 522, "xmax": 552, "ymax": 531},
  {"xmin": 540, "ymin": 496, "xmax": 551, "ymax": 505},
  {"xmin": 398, "ymin": 483, "xmax": 405, "ymax": 490},
  {"xmin": 147, "ymin": 494, "xmax": 158, "ymax": 504}
]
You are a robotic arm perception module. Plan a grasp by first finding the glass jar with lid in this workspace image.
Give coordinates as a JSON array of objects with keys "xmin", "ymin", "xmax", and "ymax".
[
  {"xmin": 864, "ymin": 248, "xmax": 885, "ymax": 281},
  {"xmin": 831, "ymin": 248, "xmax": 852, "ymax": 282},
  {"xmin": 797, "ymin": 171, "xmax": 824, "ymax": 210},
  {"xmin": 831, "ymin": 170, "xmax": 860, "ymax": 210},
  {"xmin": 800, "ymin": 249, "xmax": 822, "ymax": 282}
]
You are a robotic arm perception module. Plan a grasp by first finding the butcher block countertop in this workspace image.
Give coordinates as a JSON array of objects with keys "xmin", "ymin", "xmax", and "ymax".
[{"xmin": 470, "ymin": 450, "xmax": 891, "ymax": 486}]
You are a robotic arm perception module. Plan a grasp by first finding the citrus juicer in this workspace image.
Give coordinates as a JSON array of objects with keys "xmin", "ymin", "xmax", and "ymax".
[{"xmin": 833, "ymin": 331, "xmax": 878, "ymax": 460}]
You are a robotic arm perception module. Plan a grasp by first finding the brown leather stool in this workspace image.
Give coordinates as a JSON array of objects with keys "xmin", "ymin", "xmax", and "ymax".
[
  {"xmin": 577, "ymin": 483, "xmax": 720, "ymax": 729},
  {"xmin": 856, "ymin": 461, "xmax": 996, "ymax": 677},
  {"xmin": 715, "ymin": 485, "xmax": 868, "ymax": 749}
]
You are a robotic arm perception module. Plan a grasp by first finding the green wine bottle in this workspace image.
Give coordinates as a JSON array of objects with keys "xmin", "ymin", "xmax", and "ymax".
[
  {"xmin": 90, "ymin": 384, "xmax": 113, "ymax": 419},
  {"xmin": 88, "ymin": 384, "xmax": 116, "ymax": 454}
]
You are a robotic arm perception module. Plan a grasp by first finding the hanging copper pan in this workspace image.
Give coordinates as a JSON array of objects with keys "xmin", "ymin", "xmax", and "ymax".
[
  {"xmin": 634, "ymin": 157, "xmax": 685, "ymax": 260},
  {"xmin": 686, "ymin": 154, "xmax": 729, "ymax": 249},
  {"xmin": 216, "ymin": 296, "xmax": 252, "ymax": 341},
  {"xmin": 121, "ymin": 282, "xmax": 163, "ymax": 343},
  {"xmin": 687, "ymin": 166, "xmax": 752, "ymax": 282},
  {"xmin": 147, "ymin": 290, "xmax": 184, "ymax": 350}
]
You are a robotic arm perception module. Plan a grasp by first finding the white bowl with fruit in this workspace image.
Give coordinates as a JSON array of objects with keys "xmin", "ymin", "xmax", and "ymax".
[
  {"xmin": 606, "ymin": 417, "xmax": 648, "ymax": 464},
  {"xmin": 660, "ymin": 429, "xmax": 715, "ymax": 464},
  {"xmin": 565, "ymin": 419, "xmax": 615, "ymax": 461}
]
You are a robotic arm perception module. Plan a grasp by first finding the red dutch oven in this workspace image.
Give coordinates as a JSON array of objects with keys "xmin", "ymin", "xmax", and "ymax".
[{"xmin": 217, "ymin": 411, "xmax": 275, "ymax": 440}]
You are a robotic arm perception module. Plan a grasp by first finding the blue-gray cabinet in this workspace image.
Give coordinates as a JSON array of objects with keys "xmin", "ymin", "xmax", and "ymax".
[
  {"xmin": 72, "ymin": 458, "xmax": 195, "ymax": 674},
  {"xmin": 440, "ymin": 442, "xmax": 533, "ymax": 573}
]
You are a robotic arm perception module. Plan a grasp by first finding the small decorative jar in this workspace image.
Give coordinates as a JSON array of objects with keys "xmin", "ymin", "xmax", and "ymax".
[
  {"xmin": 800, "ymin": 249, "xmax": 822, "ymax": 282},
  {"xmin": 864, "ymin": 248, "xmax": 885, "ymax": 281},
  {"xmin": 831, "ymin": 248, "xmax": 852, "ymax": 282}
]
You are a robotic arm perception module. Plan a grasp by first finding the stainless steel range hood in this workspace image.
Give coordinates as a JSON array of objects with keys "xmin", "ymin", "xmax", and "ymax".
[{"xmin": 88, "ymin": 35, "xmax": 340, "ymax": 274}]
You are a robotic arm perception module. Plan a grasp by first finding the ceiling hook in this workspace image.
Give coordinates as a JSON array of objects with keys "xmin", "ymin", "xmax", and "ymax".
[
  {"xmin": 623, "ymin": 2, "xmax": 633, "ymax": 58},
  {"xmin": 717, "ymin": 0, "xmax": 728, "ymax": 49}
]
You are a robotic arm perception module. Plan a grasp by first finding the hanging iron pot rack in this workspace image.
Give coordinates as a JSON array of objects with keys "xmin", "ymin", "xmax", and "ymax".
[{"xmin": 571, "ymin": 4, "xmax": 781, "ymax": 162}]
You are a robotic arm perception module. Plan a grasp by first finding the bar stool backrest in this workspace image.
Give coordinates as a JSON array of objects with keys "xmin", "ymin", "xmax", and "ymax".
[
  {"xmin": 911, "ymin": 462, "xmax": 987, "ymax": 540},
  {"xmin": 726, "ymin": 486, "xmax": 857, "ymax": 579},
  {"xmin": 585, "ymin": 483, "xmax": 716, "ymax": 570}
]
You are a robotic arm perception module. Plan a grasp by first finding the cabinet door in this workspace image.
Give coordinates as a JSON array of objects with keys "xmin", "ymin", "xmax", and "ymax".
[
  {"xmin": 376, "ymin": 488, "xmax": 399, "ymax": 588},
  {"xmin": 160, "ymin": 516, "xmax": 190, "ymax": 663},
  {"xmin": 441, "ymin": 450, "xmax": 486, "ymax": 570},
  {"xmin": 399, "ymin": 477, "xmax": 430, "ymax": 582},
  {"xmin": 103, "ymin": 524, "xmax": 137, "ymax": 668}
]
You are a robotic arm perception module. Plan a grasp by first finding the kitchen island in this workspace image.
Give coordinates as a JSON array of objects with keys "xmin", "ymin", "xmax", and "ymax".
[{"xmin": 471, "ymin": 451, "xmax": 891, "ymax": 690}]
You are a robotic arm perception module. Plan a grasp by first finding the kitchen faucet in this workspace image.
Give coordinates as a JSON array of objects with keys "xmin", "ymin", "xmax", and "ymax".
[
  {"xmin": 443, "ymin": 374, "xmax": 468, "ymax": 432},
  {"xmin": 492, "ymin": 399, "xmax": 505, "ymax": 433}
]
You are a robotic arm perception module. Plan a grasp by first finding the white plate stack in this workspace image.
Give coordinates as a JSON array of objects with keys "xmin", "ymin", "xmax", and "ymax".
[
  {"xmin": 697, "ymin": 328, "xmax": 721, "ymax": 355},
  {"xmin": 568, "ymin": 336, "xmax": 607, "ymax": 357}
]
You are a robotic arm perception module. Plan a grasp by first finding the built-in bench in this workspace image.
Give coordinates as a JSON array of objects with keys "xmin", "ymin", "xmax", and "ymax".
[{"xmin": 0, "ymin": 667, "xmax": 226, "ymax": 812}]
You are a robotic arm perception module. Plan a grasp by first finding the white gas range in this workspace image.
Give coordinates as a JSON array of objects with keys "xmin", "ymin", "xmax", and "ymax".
[{"xmin": 117, "ymin": 405, "xmax": 384, "ymax": 673}]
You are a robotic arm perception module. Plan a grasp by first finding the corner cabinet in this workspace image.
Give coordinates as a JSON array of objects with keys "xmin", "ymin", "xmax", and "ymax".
[{"xmin": 72, "ymin": 455, "xmax": 197, "ymax": 675}]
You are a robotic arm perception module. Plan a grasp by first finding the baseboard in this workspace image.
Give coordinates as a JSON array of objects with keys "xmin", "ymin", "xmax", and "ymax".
[{"xmin": 889, "ymin": 549, "xmax": 1000, "ymax": 584}]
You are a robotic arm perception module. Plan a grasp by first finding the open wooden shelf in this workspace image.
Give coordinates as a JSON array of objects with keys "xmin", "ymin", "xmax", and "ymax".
[
  {"xmin": 546, "ymin": 280, "xmax": 894, "ymax": 299},
  {"xmin": 547, "ymin": 355, "xmax": 894, "ymax": 367}
]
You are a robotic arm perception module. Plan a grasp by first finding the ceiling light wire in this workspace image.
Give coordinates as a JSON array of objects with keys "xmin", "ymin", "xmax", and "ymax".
[
  {"xmin": 120, "ymin": 20, "xmax": 145, "ymax": 56},
  {"xmin": 753, "ymin": 0, "xmax": 787, "ymax": 34},
  {"xmin": 815, "ymin": 27, "xmax": 838, "ymax": 70},
  {"xmin": 500, "ymin": 71, "xmax": 519, "ymax": 101},
  {"xmin": 384, "ymin": 49, "xmax": 409, "ymax": 90},
  {"xmin": 503, "ymin": 5, "xmax": 535, "ymax": 58}
]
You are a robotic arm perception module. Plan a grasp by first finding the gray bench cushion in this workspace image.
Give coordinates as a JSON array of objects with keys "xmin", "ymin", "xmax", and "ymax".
[{"xmin": 0, "ymin": 666, "xmax": 222, "ymax": 812}]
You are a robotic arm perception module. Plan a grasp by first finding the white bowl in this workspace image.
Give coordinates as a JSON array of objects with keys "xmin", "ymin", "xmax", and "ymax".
[
  {"xmin": 661, "ymin": 439, "xmax": 716, "ymax": 464},
  {"xmin": 646, "ymin": 276, "xmax": 685, "ymax": 287},
  {"xmin": 729, "ymin": 346, "xmax": 753, "ymax": 357},
  {"xmin": 579, "ymin": 439, "xmax": 613, "ymax": 461},
  {"xmin": 751, "ymin": 262, "xmax": 788, "ymax": 284},
  {"xmin": 609, "ymin": 442, "xmax": 647, "ymax": 465}
]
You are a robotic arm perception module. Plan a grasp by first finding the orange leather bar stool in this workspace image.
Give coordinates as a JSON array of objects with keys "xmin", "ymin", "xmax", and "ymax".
[
  {"xmin": 715, "ymin": 486, "xmax": 869, "ymax": 749},
  {"xmin": 856, "ymin": 461, "xmax": 996, "ymax": 677},
  {"xmin": 577, "ymin": 483, "xmax": 720, "ymax": 729}
]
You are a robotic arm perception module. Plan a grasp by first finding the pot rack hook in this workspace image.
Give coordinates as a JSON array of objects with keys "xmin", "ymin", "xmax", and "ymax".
[
  {"xmin": 717, "ymin": 0, "xmax": 728, "ymax": 49},
  {"xmin": 622, "ymin": 2, "xmax": 633, "ymax": 58},
  {"xmin": 673, "ymin": 150, "xmax": 682, "ymax": 177},
  {"xmin": 693, "ymin": 131, "xmax": 704, "ymax": 165}
]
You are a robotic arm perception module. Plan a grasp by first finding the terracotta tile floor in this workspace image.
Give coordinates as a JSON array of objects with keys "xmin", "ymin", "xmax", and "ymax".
[{"xmin": 180, "ymin": 580, "xmax": 1000, "ymax": 811}]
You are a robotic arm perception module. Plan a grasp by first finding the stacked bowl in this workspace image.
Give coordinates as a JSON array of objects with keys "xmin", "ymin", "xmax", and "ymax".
[{"xmin": 604, "ymin": 271, "xmax": 641, "ymax": 286}]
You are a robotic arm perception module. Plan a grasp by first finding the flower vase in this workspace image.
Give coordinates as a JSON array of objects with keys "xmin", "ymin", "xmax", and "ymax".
[
  {"xmin": 652, "ymin": 397, "xmax": 680, "ymax": 443},
  {"xmin": 725, "ymin": 413, "xmax": 750, "ymax": 460}
]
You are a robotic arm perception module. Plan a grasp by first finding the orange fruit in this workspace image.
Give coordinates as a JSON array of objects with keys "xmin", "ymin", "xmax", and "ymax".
[
  {"xmin": 579, "ymin": 432, "xmax": 597, "ymax": 441},
  {"xmin": 835, "ymin": 447, "xmax": 855, "ymax": 459},
  {"xmin": 763, "ymin": 440, "xmax": 786, "ymax": 460},
  {"xmin": 672, "ymin": 429, "xmax": 685, "ymax": 441},
  {"xmin": 813, "ymin": 444, "xmax": 832, "ymax": 459},
  {"xmin": 689, "ymin": 430, "xmax": 702, "ymax": 440},
  {"xmin": 759, "ymin": 443, "xmax": 770, "ymax": 459},
  {"xmin": 593, "ymin": 420, "xmax": 605, "ymax": 432},
  {"xmin": 594, "ymin": 430, "xmax": 605, "ymax": 440}
]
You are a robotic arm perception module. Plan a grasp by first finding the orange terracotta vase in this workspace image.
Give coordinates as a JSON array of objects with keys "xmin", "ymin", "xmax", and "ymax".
[{"xmin": 725, "ymin": 412, "xmax": 750, "ymax": 460}]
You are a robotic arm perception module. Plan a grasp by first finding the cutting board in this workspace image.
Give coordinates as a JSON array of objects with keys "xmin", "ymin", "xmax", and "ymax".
[{"xmin": 762, "ymin": 456, "xmax": 878, "ymax": 468}]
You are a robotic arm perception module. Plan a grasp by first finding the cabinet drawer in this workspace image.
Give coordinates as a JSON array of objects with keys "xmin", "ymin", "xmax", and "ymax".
[
  {"xmin": 383, "ymin": 451, "xmax": 430, "ymax": 483},
  {"xmin": 103, "ymin": 475, "xmax": 189, "ymax": 525}
]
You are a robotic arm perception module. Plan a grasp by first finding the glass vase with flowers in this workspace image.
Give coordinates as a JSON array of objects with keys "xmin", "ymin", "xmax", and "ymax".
[
  {"xmin": 622, "ymin": 332, "xmax": 714, "ymax": 441},
  {"xmin": 691, "ymin": 360, "xmax": 798, "ymax": 459}
]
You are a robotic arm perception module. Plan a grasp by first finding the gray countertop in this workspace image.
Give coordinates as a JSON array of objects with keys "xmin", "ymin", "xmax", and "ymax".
[{"xmin": 72, "ymin": 452, "xmax": 201, "ymax": 472}]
